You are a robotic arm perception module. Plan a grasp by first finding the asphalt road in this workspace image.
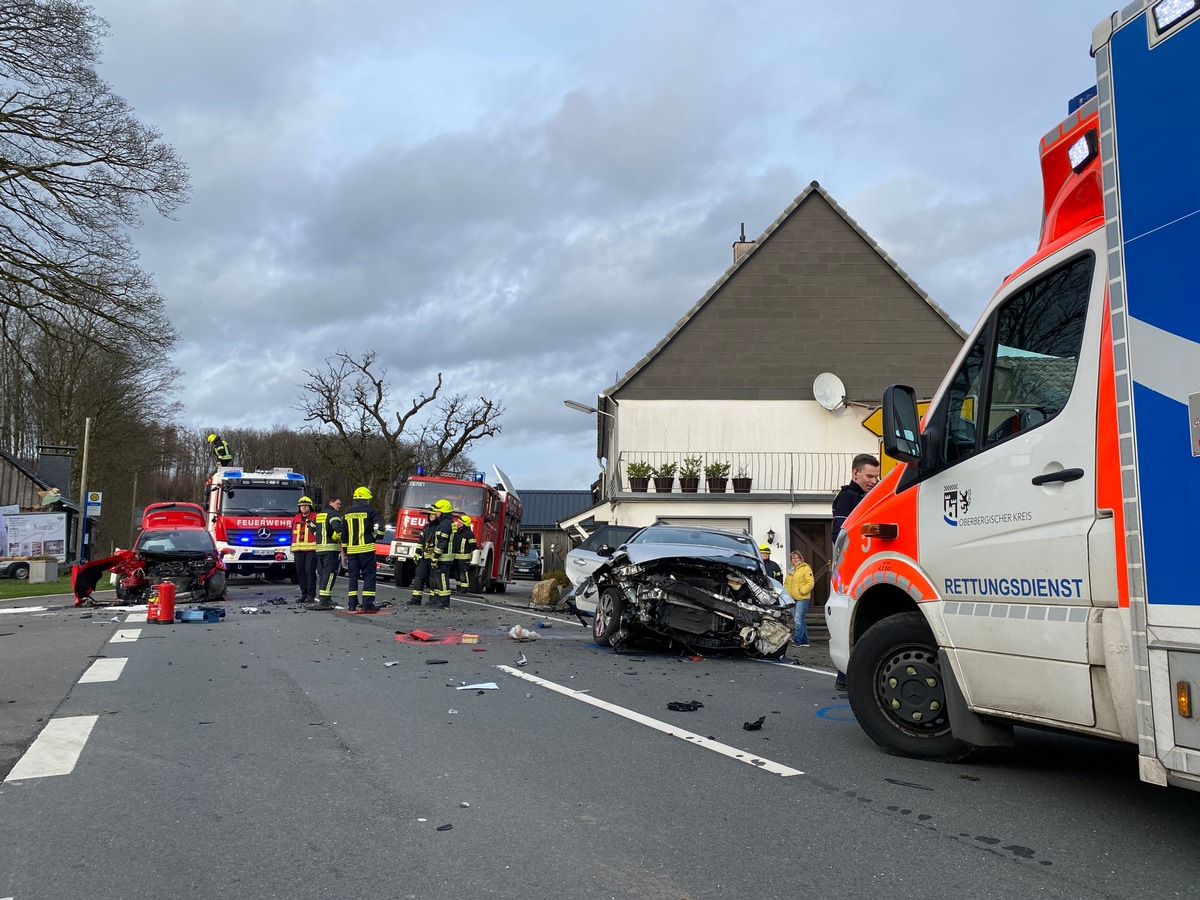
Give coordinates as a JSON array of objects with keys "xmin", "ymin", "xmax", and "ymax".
[{"xmin": 2, "ymin": 577, "xmax": 1199, "ymax": 899}]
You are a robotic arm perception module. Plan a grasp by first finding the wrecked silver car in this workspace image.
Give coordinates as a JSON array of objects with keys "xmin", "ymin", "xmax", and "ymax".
[{"xmin": 577, "ymin": 525, "xmax": 793, "ymax": 657}]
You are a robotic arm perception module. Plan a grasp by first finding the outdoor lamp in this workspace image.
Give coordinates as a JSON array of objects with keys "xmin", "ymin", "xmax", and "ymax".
[{"xmin": 766, "ymin": 528, "xmax": 775, "ymax": 545}]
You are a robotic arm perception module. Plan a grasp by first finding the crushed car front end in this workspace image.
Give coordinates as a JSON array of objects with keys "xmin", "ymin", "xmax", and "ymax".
[{"xmin": 588, "ymin": 543, "xmax": 792, "ymax": 657}]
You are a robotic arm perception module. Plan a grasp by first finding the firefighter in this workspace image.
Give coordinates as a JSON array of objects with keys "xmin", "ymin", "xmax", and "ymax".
[
  {"xmin": 408, "ymin": 499, "xmax": 455, "ymax": 607},
  {"xmin": 207, "ymin": 433, "xmax": 232, "ymax": 465},
  {"xmin": 453, "ymin": 514, "xmax": 477, "ymax": 592},
  {"xmin": 312, "ymin": 497, "xmax": 343, "ymax": 609},
  {"xmin": 343, "ymin": 486, "xmax": 386, "ymax": 612},
  {"xmin": 291, "ymin": 496, "xmax": 319, "ymax": 603}
]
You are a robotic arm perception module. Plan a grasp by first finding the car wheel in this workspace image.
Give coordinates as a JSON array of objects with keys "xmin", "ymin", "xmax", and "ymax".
[
  {"xmin": 592, "ymin": 587, "xmax": 624, "ymax": 646},
  {"xmin": 114, "ymin": 582, "xmax": 128, "ymax": 600},
  {"xmin": 10, "ymin": 562, "xmax": 30, "ymax": 580},
  {"xmin": 396, "ymin": 562, "xmax": 414, "ymax": 588},
  {"xmin": 846, "ymin": 611, "xmax": 974, "ymax": 762}
]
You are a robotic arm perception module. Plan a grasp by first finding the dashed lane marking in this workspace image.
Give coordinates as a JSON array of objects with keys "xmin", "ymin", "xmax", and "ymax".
[
  {"xmin": 78, "ymin": 657, "xmax": 128, "ymax": 683},
  {"xmin": 0, "ymin": 605, "xmax": 48, "ymax": 615},
  {"xmin": 109, "ymin": 628, "xmax": 141, "ymax": 643},
  {"xmin": 4, "ymin": 715, "xmax": 99, "ymax": 781},
  {"xmin": 496, "ymin": 665, "xmax": 804, "ymax": 777}
]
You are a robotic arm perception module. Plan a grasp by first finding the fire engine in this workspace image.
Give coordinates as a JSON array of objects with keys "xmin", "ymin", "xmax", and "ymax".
[
  {"xmin": 203, "ymin": 466, "xmax": 307, "ymax": 580},
  {"xmin": 828, "ymin": 0, "xmax": 1200, "ymax": 791},
  {"xmin": 388, "ymin": 466, "xmax": 522, "ymax": 594}
]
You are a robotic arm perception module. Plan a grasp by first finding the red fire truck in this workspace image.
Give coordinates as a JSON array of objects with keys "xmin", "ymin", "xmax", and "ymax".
[
  {"xmin": 203, "ymin": 466, "xmax": 307, "ymax": 581},
  {"xmin": 388, "ymin": 466, "xmax": 522, "ymax": 593}
]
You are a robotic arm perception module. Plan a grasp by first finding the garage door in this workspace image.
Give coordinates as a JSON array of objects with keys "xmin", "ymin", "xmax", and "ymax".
[{"xmin": 654, "ymin": 516, "xmax": 751, "ymax": 533}]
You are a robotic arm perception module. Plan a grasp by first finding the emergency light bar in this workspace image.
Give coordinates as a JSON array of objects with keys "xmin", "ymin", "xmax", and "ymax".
[
  {"xmin": 416, "ymin": 466, "xmax": 426, "ymax": 476},
  {"xmin": 474, "ymin": 472, "xmax": 485, "ymax": 482},
  {"xmin": 1153, "ymin": 0, "xmax": 1197, "ymax": 32}
]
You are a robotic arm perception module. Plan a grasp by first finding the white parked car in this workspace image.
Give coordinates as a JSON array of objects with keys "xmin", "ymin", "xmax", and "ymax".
[{"xmin": 564, "ymin": 524, "xmax": 639, "ymax": 587}]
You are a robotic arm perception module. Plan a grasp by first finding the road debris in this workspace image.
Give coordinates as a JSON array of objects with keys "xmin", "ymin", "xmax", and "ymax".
[
  {"xmin": 515, "ymin": 653, "xmax": 528, "ymax": 667},
  {"xmin": 436, "ymin": 824, "xmax": 453, "ymax": 831},
  {"xmin": 456, "ymin": 682, "xmax": 499, "ymax": 691},
  {"xmin": 508, "ymin": 624, "xmax": 537, "ymax": 641},
  {"xmin": 426, "ymin": 659, "xmax": 449, "ymax": 665},
  {"xmin": 667, "ymin": 700, "xmax": 704, "ymax": 712},
  {"xmin": 743, "ymin": 716, "xmax": 766, "ymax": 731},
  {"xmin": 384, "ymin": 661, "xmax": 399, "ymax": 667},
  {"xmin": 460, "ymin": 633, "xmax": 479, "ymax": 644}
]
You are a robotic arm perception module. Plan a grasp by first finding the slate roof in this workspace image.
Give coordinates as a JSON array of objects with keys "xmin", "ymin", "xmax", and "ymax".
[{"xmin": 518, "ymin": 490, "xmax": 595, "ymax": 529}]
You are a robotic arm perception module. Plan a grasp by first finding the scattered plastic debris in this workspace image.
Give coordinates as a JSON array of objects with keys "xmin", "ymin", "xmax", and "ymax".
[
  {"xmin": 667, "ymin": 700, "xmax": 704, "ymax": 712},
  {"xmin": 241, "ymin": 607, "xmax": 260, "ymax": 614},
  {"xmin": 109, "ymin": 616, "xmax": 120, "ymax": 622},
  {"xmin": 688, "ymin": 655, "xmax": 704, "ymax": 662},
  {"xmin": 508, "ymin": 624, "xmax": 537, "ymax": 641},
  {"xmin": 410, "ymin": 629, "xmax": 434, "ymax": 641},
  {"xmin": 384, "ymin": 661, "xmax": 399, "ymax": 667},
  {"xmin": 448, "ymin": 709, "xmax": 458, "ymax": 714},
  {"xmin": 515, "ymin": 653, "xmax": 528, "ymax": 667},
  {"xmin": 418, "ymin": 818, "xmax": 427, "ymax": 822},
  {"xmin": 436, "ymin": 824, "xmax": 453, "ymax": 832},
  {"xmin": 459, "ymin": 801, "xmax": 470, "ymax": 808},
  {"xmin": 536, "ymin": 622, "xmax": 551, "ymax": 629},
  {"xmin": 472, "ymin": 648, "xmax": 486, "ymax": 652},
  {"xmin": 426, "ymin": 659, "xmax": 449, "ymax": 665},
  {"xmin": 456, "ymin": 682, "xmax": 499, "ymax": 691},
  {"xmin": 460, "ymin": 633, "xmax": 479, "ymax": 644},
  {"xmin": 743, "ymin": 716, "xmax": 767, "ymax": 731}
]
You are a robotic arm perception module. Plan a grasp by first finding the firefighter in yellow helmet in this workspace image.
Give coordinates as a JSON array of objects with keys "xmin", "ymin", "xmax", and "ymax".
[
  {"xmin": 207, "ymin": 433, "xmax": 232, "ymax": 465},
  {"xmin": 452, "ymin": 514, "xmax": 478, "ymax": 592},
  {"xmin": 291, "ymin": 495, "xmax": 318, "ymax": 604},
  {"xmin": 409, "ymin": 498, "xmax": 455, "ymax": 607},
  {"xmin": 342, "ymin": 486, "xmax": 386, "ymax": 612}
]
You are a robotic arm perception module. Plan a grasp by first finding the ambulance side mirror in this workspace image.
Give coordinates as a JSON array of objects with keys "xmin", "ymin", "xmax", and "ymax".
[{"xmin": 882, "ymin": 384, "xmax": 924, "ymax": 465}]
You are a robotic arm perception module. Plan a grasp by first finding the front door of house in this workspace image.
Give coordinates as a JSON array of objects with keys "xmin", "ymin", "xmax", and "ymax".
[{"xmin": 787, "ymin": 518, "xmax": 830, "ymax": 609}]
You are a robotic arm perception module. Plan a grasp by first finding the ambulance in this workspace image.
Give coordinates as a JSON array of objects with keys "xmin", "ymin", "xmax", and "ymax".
[{"xmin": 827, "ymin": 0, "xmax": 1200, "ymax": 790}]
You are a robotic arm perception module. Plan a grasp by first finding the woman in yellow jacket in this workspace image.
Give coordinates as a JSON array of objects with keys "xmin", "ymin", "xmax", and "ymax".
[{"xmin": 784, "ymin": 550, "xmax": 815, "ymax": 646}]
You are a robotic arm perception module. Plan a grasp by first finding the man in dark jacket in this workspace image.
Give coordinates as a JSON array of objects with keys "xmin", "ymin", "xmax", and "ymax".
[
  {"xmin": 759, "ymin": 543, "xmax": 783, "ymax": 581},
  {"xmin": 313, "ymin": 498, "xmax": 344, "ymax": 609},
  {"xmin": 831, "ymin": 453, "xmax": 880, "ymax": 688}
]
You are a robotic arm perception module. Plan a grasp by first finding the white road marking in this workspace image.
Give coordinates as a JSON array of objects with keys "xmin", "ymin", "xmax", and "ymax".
[
  {"xmin": 0, "ymin": 606, "xmax": 48, "ymax": 615},
  {"xmin": 78, "ymin": 657, "xmax": 128, "ymax": 683},
  {"xmin": 496, "ymin": 665, "xmax": 804, "ymax": 777},
  {"xmin": 761, "ymin": 659, "xmax": 838, "ymax": 677},
  {"xmin": 109, "ymin": 628, "xmax": 141, "ymax": 643},
  {"xmin": 4, "ymin": 716, "xmax": 99, "ymax": 781},
  {"xmin": 452, "ymin": 597, "xmax": 583, "ymax": 627},
  {"xmin": 125, "ymin": 610, "xmax": 149, "ymax": 623}
]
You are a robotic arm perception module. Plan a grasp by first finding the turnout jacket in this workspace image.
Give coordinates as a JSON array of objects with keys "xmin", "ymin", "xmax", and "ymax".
[
  {"xmin": 313, "ymin": 505, "xmax": 344, "ymax": 552},
  {"xmin": 342, "ymin": 501, "xmax": 386, "ymax": 554},
  {"xmin": 415, "ymin": 515, "xmax": 454, "ymax": 564}
]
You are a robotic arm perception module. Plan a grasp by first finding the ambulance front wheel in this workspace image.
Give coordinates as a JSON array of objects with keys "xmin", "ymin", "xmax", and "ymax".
[{"xmin": 847, "ymin": 611, "xmax": 975, "ymax": 763}]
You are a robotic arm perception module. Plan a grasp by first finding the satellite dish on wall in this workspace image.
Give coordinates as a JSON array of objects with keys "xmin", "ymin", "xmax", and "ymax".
[{"xmin": 813, "ymin": 372, "xmax": 847, "ymax": 412}]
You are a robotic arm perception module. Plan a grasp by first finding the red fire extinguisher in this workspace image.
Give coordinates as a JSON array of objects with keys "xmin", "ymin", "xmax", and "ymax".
[{"xmin": 155, "ymin": 581, "xmax": 176, "ymax": 623}]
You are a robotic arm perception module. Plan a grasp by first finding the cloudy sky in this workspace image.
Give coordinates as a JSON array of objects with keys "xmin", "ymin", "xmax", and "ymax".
[{"xmin": 91, "ymin": 0, "xmax": 1113, "ymax": 491}]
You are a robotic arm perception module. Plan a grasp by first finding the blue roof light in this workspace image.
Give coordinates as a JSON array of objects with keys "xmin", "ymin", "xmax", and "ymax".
[{"xmin": 286, "ymin": 472, "xmax": 305, "ymax": 480}]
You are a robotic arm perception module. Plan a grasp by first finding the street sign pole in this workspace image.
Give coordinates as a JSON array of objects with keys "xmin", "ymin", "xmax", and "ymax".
[{"xmin": 75, "ymin": 417, "xmax": 91, "ymax": 564}]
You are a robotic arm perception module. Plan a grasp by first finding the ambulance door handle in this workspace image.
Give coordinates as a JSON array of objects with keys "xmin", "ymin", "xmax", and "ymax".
[{"xmin": 1031, "ymin": 468, "xmax": 1085, "ymax": 486}]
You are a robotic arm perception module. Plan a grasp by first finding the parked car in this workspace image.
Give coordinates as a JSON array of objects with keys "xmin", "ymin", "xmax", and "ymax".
[
  {"xmin": 1, "ymin": 560, "xmax": 31, "ymax": 580},
  {"xmin": 72, "ymin": 502, "xmax": 227, "ymax": 606},
  {"xmin": 513, "ymin": 551, "xmax": 542, "ymax": 580},
  {"xmin": 572, "ymin": 523, "xmax": 792, "ymax": 657},
  {"xmin": 375, "ymin": 525, "xmax": 396, "ymax": 578},
  {"xmin": 564, "ymin": 524, "xmax": 640, "ymax": 586}
]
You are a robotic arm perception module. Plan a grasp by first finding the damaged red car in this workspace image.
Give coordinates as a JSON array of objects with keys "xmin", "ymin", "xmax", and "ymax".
[{"xmin": 73, "ymin": 502, "xmax": 227, "ymax": 606}]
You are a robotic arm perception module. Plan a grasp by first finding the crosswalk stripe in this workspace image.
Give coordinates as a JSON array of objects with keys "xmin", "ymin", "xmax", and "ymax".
[
  {"xmin": 4, "ymin": 715, "xmax": 99, "ymax": 781},
  {"xmin": 78, "ymin": 657, "xmax": 128, "ymax": 683}
]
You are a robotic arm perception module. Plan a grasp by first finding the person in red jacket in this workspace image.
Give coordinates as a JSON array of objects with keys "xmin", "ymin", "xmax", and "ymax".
[{"xmin": 291, "ymin": 496, "xmax": 318, "ymax": 604}]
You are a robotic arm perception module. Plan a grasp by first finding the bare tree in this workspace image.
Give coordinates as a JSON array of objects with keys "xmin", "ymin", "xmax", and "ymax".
[
  {"xmin": 296, "ymin": 350, "xmax": 504, "ymax": 499},
  {"xmin": 0, "ymin": 0, "xmax": 189, "ymax": 343}
]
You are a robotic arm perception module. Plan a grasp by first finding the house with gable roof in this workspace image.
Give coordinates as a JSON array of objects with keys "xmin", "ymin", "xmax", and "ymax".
[{"xmin": 562, "ymin": 181, "xmax": 966, "ymax": 606}]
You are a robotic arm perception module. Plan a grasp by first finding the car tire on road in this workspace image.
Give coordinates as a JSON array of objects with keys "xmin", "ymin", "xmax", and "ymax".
[
  {"xmin": 592, "ymin": 587, "xmax": 624, "ymax": 646},
  {"xmin": 846, "ymin": 611, "xmax": 974, "ymax": 763}
]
